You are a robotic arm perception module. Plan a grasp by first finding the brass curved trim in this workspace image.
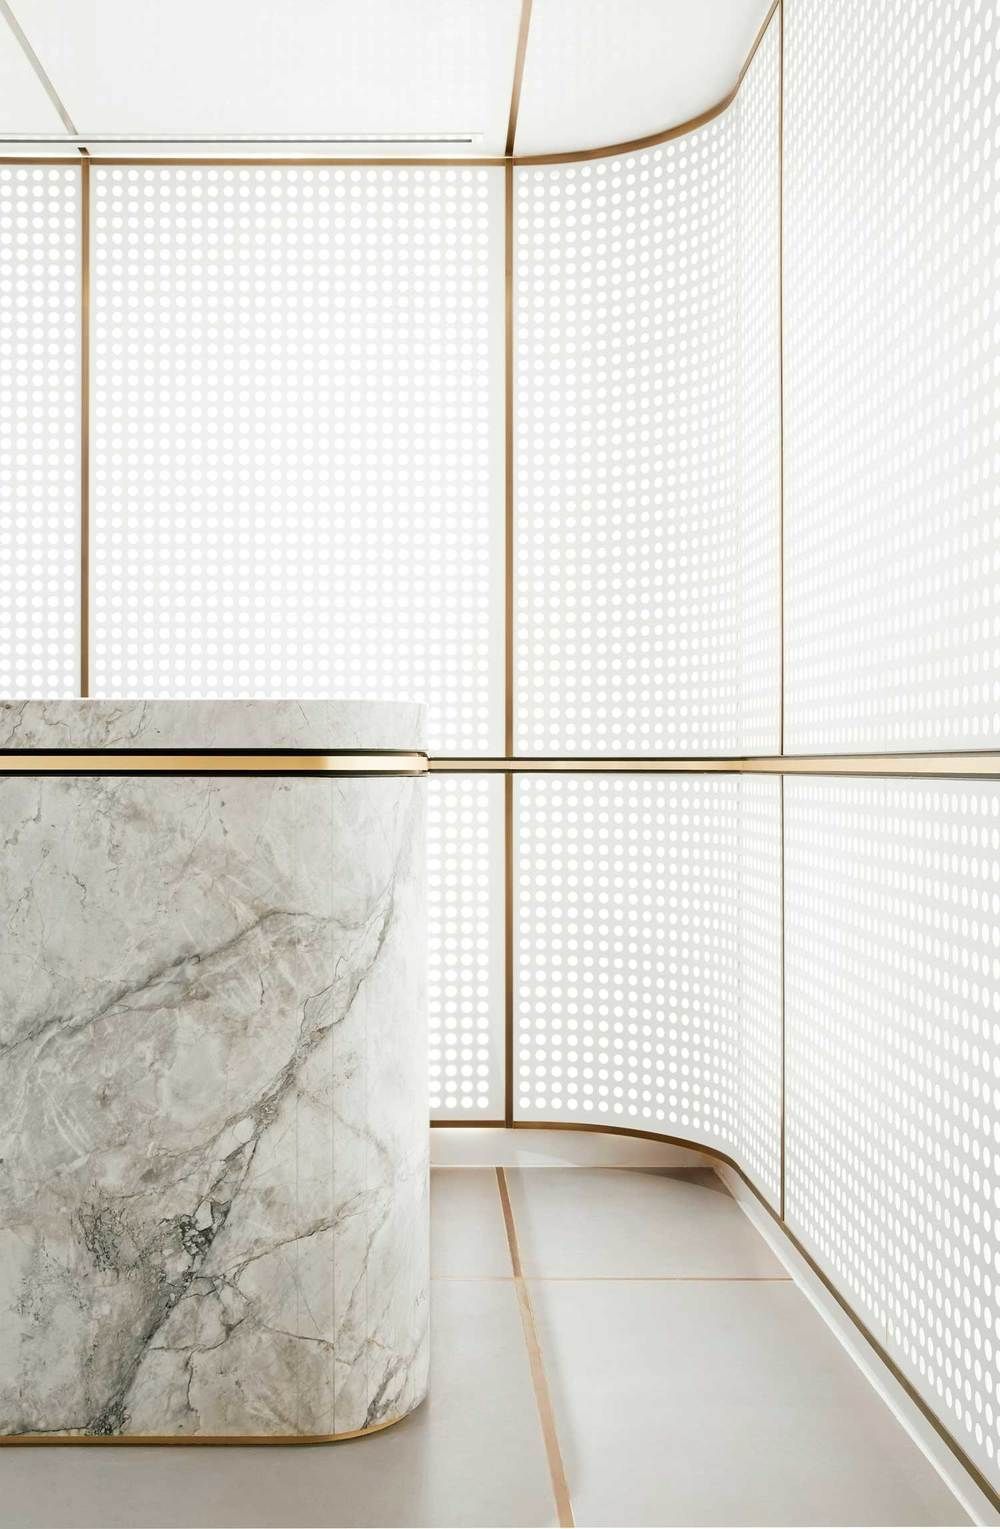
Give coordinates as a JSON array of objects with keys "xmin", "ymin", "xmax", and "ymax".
[
  {"xmin": 511, "ymin": 0, "xmax": 780, "ymax": 167},
  {"xmin": 0, "ymin": 1409, "xmax": 417, "ymax": 1447},
  {"xmin": 0, "ymin": 750, "xmax": 428, "ymax": 777}
]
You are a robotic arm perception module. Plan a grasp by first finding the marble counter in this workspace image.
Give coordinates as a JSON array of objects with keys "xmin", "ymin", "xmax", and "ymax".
[{"xmin": 0, "ymin": 700, "xmax": 428, "ymax": 1441}]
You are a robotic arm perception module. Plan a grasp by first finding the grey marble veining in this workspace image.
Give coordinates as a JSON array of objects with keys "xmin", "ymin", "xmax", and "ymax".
[{"xmin": 0, "ymin": 701, "xmax": 427, "ymax": 1439}]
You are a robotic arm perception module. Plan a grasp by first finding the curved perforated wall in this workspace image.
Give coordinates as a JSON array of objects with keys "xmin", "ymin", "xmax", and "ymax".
[
  {"xmin": 515, "ymin": 773, "xmax": 783, "ymax": 1207},
  {"xmin": 428, "ymin": 773, "xmax": 505, "ymax": 1120},
  {"xmin": 0, "ymin": 166, "xmax": 79, "ymax": 698},
  {"xmin": 514, "ymin": 16, "xmax": 780, "ymax": 757},
  {"xmin": 783, "ymin": 0, "xmax": 1000, "ymax": 753},
  {"xmin": 785, "ymin": 777, "xmax": 1000, "ymax": 1489},
  {"xmin": 1, "ymin": 0, "xmax": 997, "ymax": 1498}
]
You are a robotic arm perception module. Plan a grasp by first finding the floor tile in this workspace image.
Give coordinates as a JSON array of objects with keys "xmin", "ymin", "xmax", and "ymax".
[
  {"xmin": 430, "ymin": 1126, "xmax": 708, "ymax": 1169},
  {"xmin": 530, "ymin": 1278, "xmax": 968, "ymax": 1527},
  {"xmin": 431, "ymin": 1167, "xmax": 512, "ymax": 1278},
  {"xmin": 0, "ymin": 1281, "xmax": 556, "ymax": 1529},
  {"xmin": 507, "ymin": 1167, "xmax": 787, "ymax": 1279}
]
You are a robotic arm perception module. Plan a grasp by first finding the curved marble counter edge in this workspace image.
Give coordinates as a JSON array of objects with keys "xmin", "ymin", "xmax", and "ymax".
[
  {"xmin": 0, "ymin": 719, "xmax": 428, "ymax": 1446},
  {"xmin": 0, "ymin": 1414, "xmax": 411, "ymax": 1446}
]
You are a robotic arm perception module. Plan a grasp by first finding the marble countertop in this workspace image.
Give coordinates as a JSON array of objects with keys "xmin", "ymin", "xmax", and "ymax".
[{"xmin": 0, "ymin": 699, "xmax": 424, "ymax": 752}]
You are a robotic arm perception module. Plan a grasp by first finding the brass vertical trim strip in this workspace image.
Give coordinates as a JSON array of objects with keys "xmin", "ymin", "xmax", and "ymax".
[
  {"xmin": 777, "ymin": 0, "xmax": 785, "ymax": 757},
  {"xmin": 0, "ymin": 0, "xmax": 78, "ymax": 135},
  {"xmin": 503, "ymin": 144, "xmax": 516, "ymax": 1127},
  {"xmin": 504, "ymin": 161, "xmax": 515, "ymax": 757},
  {"xmin": 504, "ymin": 771, "xmax": 515, "ymax": 1125},
  {"xmin": 778, "ymin": 774, "xmax": 786, "ymax": 1219},
  {"xmin": 496, "ymin": 1168, "xmax": 575, "ymax": 1527},
  {"xmin": 79, "ymin": 155, "xmax": 90, "ymax": 698},
  {"xmin": 505, "ymin": 0, "xmax": 534, "ymax": 158}
]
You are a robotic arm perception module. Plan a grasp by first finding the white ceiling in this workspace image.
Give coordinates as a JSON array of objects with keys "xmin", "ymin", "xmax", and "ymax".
[{"xmin": 0, "ymin": 0, "xmax": 773, "ymax": 156}]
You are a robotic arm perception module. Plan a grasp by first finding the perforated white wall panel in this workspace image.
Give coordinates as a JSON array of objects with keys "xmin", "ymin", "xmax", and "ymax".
[
  {"xmin": 736, "ymin": 774, "xmax": 782, "ymax": 1206},
  {"xmin": 515, "ymin": 773, "xmax": 782, "ymax": 1202},
  {"xmin": 0, "ymin": 166, "xmax": 79, "ymax": 697},
  {"xmin": 90, "ymin": 166, "xmax": 504, "ymax": 755},
  {"xmin": 785, "ymin": 777, "xmax": 1000, "ymax": 1490},
  {"xmin": 783, "ymin": 0, "xmax": 1000, "ymax": 752},
  {"xmin": 428, "ymin": 773, "xmax": 505, "ymax": 1120},
  {"xmin": 514, "ymin": 18, "xmax": 780, "ymax": 757},
  {"xmin": 737, "ymin": 22, "xmax": 781, "ymax": 754}
]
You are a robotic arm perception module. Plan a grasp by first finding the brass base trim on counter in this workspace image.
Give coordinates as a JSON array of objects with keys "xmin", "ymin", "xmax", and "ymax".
[
  {"xmin": 0, "ymin": 1412, "xmax": 412, "ymax": 1447},
  {"xmin": 0, "ymin": 750, "xmax": 429, "ymax": 777}
]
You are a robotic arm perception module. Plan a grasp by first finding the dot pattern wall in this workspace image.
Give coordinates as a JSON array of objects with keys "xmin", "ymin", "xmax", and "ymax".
[
  {"xmin": 737, "ymin": 21, "xmax": 782, "ymax": 754},
  {"xmin": 737, "ymin": 774, "xmax": 783, "ymax": 1206},
  {"xmin": 0, "ymin": 166, "xmax": 79, "ymax": 697},
  {"xmin": 428, "ymin": 773, "xmax": 505, "ymax": 1120},
  {"xmin": 90, "ymin": 166, "xmax": 504, "ymax": 756},
  {"xmin": 515, "ymin": 773, "xmax": 782, "ymax": 1205},
  {"xmin": 783, "ymin": 0, "xmax": 1000, "ymax": 752},
  {"xmin": 514, "ymin": 16, "xmax": 780, "ymax": 757},
  {"xmin": 785, "ymin": 777, "xmax": 1000, "ymax": 1488}
]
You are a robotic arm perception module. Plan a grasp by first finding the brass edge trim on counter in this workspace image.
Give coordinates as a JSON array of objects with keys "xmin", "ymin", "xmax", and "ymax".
[
  {"xmin": 0, "ymin": 1411, "xmax": 412, "ymax": 1447},
  {"xmin": 429, "ymin": 754, "xmax": 1000, "ymax": 777},
  {"xmin": 0, "ymin": 750, "xmax": 429, "ymax": 776},
  {"xmin": 498, "ymin": 1121, "xmax": 1000, "ymax": 1514}
]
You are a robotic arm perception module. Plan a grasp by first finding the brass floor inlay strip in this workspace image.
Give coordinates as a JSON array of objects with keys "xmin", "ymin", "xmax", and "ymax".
[{"xmin": 496, "ymin": 1167, "xmax": 575, "ymax": 1528}]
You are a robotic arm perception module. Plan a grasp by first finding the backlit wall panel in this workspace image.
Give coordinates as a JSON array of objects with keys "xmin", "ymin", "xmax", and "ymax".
[
  {"xmin": 514, "ymin": 16, "xmax": 780, "ymax": 757},
  {"xmin": 0, "ymin": 166, "xmax": 79, "ymax": 697},
  {"xmin": 783, "ymin": 0, "xmax": 1000, "ymax": 753},
  {"xmin": 428, "ymin": 773, "xmax": 505, "ymax": 1120},
  {"xmin": 515, "ymin": 774, "xmax": 782, "ymax": 1205},
  {"xmin": 90, "ymin": 165, "xmax": 504, "ymax": 757},
  {"xmin": 737, "ymin": 21, "xmax": 782, "ymax": 754},
  {"xmin": 785, "ymin": 777, "xmax": 1000, "ymax": 1487}
]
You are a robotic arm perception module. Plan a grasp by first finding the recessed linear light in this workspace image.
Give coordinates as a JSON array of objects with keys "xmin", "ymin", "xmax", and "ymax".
[{"xmin": 0, "ymin": 131, "xmax": 483, "ymax": 144}]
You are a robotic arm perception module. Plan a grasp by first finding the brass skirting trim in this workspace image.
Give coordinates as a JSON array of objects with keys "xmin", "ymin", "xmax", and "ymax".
[
  {"xmin": 499, "ymin": 1121, "xmax": 999, "ymax": 1513},
  {"xmin": 430, "ymin": 754, "xmax": 1000, "ymax": 777},
  {"xmin": 0, "ymin": 1411, "xmax": 411, "ymax": 1447},
  {"xmin": 0, "ymin": 750, "xmax": 428, "ymax": 777}
]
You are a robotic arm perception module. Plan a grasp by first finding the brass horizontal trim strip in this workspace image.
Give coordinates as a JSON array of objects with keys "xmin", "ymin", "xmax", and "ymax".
[
  {"xmin": 0, "ymin": 1412, "xmax": 409, "ymax": 1447},
  {"xmin": 0, "ymin": 155, "xmax": 509, "ymax": 167},
  {"xmin": 503, "ymin": 1121, "xmax": 999, "ymax": 1512},
  {"xmin": 430, "ymin": 754, "xmax": 1000, "ymax": 777},
  {"xmin": 431, "ymin": 1118, "xmax": 508, "ymax": 1128},
  {"xmin": 0, "ymin": 750, "xmax": 428, "ymax": 777}
]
